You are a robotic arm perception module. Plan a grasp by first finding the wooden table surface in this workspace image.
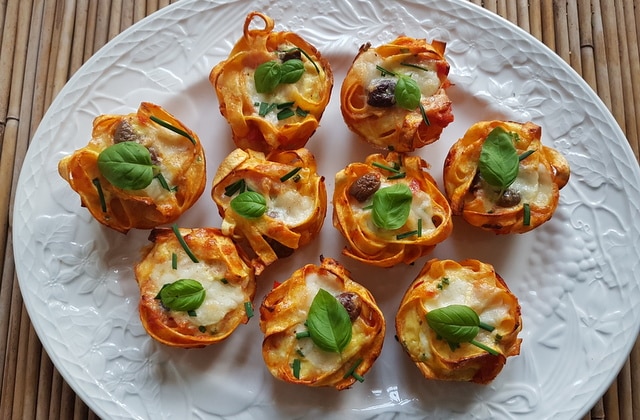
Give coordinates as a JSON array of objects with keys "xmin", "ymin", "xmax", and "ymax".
[{"xmin": 1, "ymin": 1, "xmax": 639, "ymax": 418}]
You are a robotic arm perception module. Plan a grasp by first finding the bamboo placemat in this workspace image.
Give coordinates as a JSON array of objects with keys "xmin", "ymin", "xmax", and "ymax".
[{"xmin": 1, "ymin": 1, "xmax": 638, "ymax": 419}]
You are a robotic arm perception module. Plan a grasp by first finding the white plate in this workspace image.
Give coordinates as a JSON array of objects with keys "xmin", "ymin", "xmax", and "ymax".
[{"xmin": 13, "ymin": 0, "xmax": 640, "ymax": 419}]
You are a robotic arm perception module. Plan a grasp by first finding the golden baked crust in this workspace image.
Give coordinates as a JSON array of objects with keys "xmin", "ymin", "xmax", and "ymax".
[
  {"xmin": 340, "ymin": 36, "xmax": 453, "ymax": 152},
  {"xmin": 211, "ymin": 148, "xmax": 326, "ymax": 274},
  {"xmin": 209, "ymin": 11, "xmax": 333, "ymax": 153},
  {"xmin": 333, "ymin": 152, "xmax": 452, "ymax": 267},
  {"xmin": 135, "ymin": 227, "xmax": 256, "ymax": 348},
  {"xmin": 259, "ymin": 257, "xmax": 385, "ymax": 389},
  {"xmin": 443, "ymin": 120, "xmax": 570, "ymax": 234},
  {"xmin": 57, "ymin": 102, "xmax": 206, "ymax": 233},
  {"xmin": 395, "ymin": 258, "xmax": 522, "ymax": 384}
]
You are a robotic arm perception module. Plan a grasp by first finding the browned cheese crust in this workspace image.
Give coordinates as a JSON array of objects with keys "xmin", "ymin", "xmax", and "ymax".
[
  {"xmin": 211, "ymin": 147, "xmax": 326, "ymax": 274},
  {"xmin": 209, "ymin": 11, "xmax": 334, "ymax": 153},
  {"xmin": 333, "ymin": 152, "xmax": 452, "ymax": 267},
  {"xmin": 135, "ymin": 227, "xmax": 256, "ymax": 348},
  {"xmin": 259, "ymin": 257, "xmax": 385, "ymax": 389},
  {"xmin": 57, "ymin": 102, "xmax": 206, "ymax": 233},
  {"xmin": 340, "ymin": 36, "xmax": 453, "ymax": 152},
  {"xmin": 395, "ymin": 259, "xmax": 522, "ymax": 384},
  {"xmin": 443, "ymin": 120, "xmax": 570, "ymax": 234}
]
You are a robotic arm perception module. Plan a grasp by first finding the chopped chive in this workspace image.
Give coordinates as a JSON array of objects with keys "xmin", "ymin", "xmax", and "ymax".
[
  {"xmin": 375, "ymin": 65, "xmax": 396, "ymax": 77},
  {"xmin": 155, "ymin": 172, "xmax": 173, "ymax": 191},
  {"xmin": 280, "ymin": 167, "xmax": 302, "ymax": 182},
  {"xmin": 295, "ymin": 107, "xmax": 309, "ymax": 117},
  {"xmin": 292, "ymin": 358, "xmax": 301, "ymax": 379},
  {"xmin": 244, "ymin": 302, "xmax": 254, "ymax": 319},
  {"xmin": 171, "ymin": 253, "xmax": 177, "ymax": 270},
  {"xmin": 149, "ymin": 115, "xmax": 196, "ymax": 145},
  {"xmin": 494, "ymin": 333, "xmax": 503, "ymax": 344},
  {"xmin": 277, "ymin": 101, "xmax": 295, "ymax": 109},
  {"xmin": 92, "ymin": 178, "xmax": 107, "ymax": 212},
  {"xmin": 296, "ymin": 348, "xmax": 305, "ymax": 357},
  {"xmin": 523, "ymin": 203, "xmax": 531, "ymax": 226},
  {"xmin": 343, "ymin": 358, "xmax": 364, "ymax": 382},
  {"xmin": 171, "ymin": 224, "xmax": 199, "ymax": 263},
  {"xmin": 519, "ymin": 149, "xmax": 536, "ymax": 161},
  {"xmin": 417, "ymin": 218, "xmax": 423, "ymax": 237},
  {"xmin": 372, "ymin": 161, "xmax": 401, "ymax": 173},
  {"xmin": 387, "ymin": 172, "xmax": 406, "ymax": 180},
  {"xmin": 396, "ymin": 230, "xmax": 419, "ymax": 240},
  {"xmin": 220, "ymin": 278, "xmax": 229, "ymax": 284},
  {"xmin": 418, "ymin": 103, "xmax": 431, "ymax": 126},
  {"xmin": 224, "ymin": 179, "xmax": 246, "ymax": 196},
  {"xmin": 277, "ymin": 107, "xmax": 295, "ymax": 120},
  {"xmin": 470, "ymin": 340, "xmax": 500, "ymax": 356},
  {"xmin": 258, "ymin": 101, "xmax": 270, "ymax": 116},
  {"xmin": 188, "ymin": 310, "xmax": 197, "ymax": 317},
  {"xmin": 296, "ymin": 330, "xmax": 311, "ymax": 339},
  {"xmin": 292, "ymin": 174, "xmax": 301, "ymax": 182},
  {"xmin": 198, "ymin": 325, "xmax": 206, "ymax": 333},
  {"xmin": 442, "ymin": 277, "xmax": 449, "ymax": 285},
  {"xmin": 363, "ymin": 204, "xmax": 373, "ymax": 210},
  {"xmin": 478, "ymin": 321, "xmax": 495, "ymax": 332},
  {"xmin": 400, "ymin": 62, "xmax": 432, "ymax": 72}
]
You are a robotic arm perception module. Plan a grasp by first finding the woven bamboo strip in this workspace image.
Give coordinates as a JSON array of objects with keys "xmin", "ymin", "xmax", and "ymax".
[
  {"xmin": 541, "ymin": 0, "xmax": 555, "ymax": 50},
  {"xmin": 108, "ymin": 0, "xmax": 122, "ymax": 41},
  {"xmin": 599, "ymin": 0, "xmax": 625, "ymax": 131},
  {"xmin": 552, "ymin": 0, "xmax": 571, "ymax": 65},
  {"xmin": 567, "ymin": 0, "xmax": 583, "ymax": 73},
  {"xmin": 577, "ymin": 0, "xmax": 597, "ymax": 90},
  {"xmin": 620, "ymin": 0, "xmax": 640, "ymax": 158},
  {"xmin": 631, "ymin": 339, "xmax": 640, "ymax": 418},
  {"xmin": 70, "ymin": 0, "xmax": 89, "ymax": 77},
  {"xmin": 52, "ymin": 0, "xmax": 77, "ymax": 100},
  {"xmin": 134, "ymin": 1, "xmax": 146, "ymax": 22},
  {"xmin": 483, "ymin": 0, "xmax": 497, "ymax": 14},
  {"xmin": 516, "ymin": 0, "xmax": 530, "ymax": 33},
  {"xmin": 612, "ymin": 0, "xmax": 638, "ymax": 157},
  {"xmin": 147, "ymin": 0, "xmax": 159, "ymax": 14},
  {"xmin": 36, "ymin": 351, "xmax": 54, "ymax": 420},
  {"xmin": 43, "ymin": 0, "xmax": 64, "ymax": 107},
  {"xmin": 0, "ymin": 0, "xmax": 18, "ymax": 126},
  {"xmin": 617, "ymin": 359, "xmax": 633, "ymax": 420},
  {"xmin": 48, "ymin": 368, "xmax": 63, "ymax": 419},
  {"xmin": 121, "ymin": 0, "xmax": 134, "ymax": 31},
  {"xmin": 83, "ymin": 0, "xmax": 97, "ymax": 63},
  {"xmin": 529, "ymin": 0, "xmax": 543, "ymax": 41},
  {"xmin": 590, "ymin": 0, "xmax": 612, "ymax": 109},
  {"xmin": 94, "ymin": 0, "xmax": 110, "ymax": 53}
]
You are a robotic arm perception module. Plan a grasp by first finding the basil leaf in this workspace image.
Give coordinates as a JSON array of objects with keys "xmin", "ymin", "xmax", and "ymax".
[
  {"xmin": 426, "ymin": 304, "xmax": 480, "ymax": 343},
  {"xmin": 97, "ymin": 141, "xmax": 155, "ymax": 190},
  {"xmin": 478, "ymin": 127, "xmax": 519, "ymax": 191},
  {"xmin": 158, "ymin": 279, "xmax": 206, "ymax": 312},
  {"xmin": 371, "ymin": 183, "xmax": 413, "ymax": 230},
  {"xmin": 395, "ymin": 75, "xmax": 421, "ymax": 110},
  {"xmin": 254, "ymin": 61, "xmax": 282, "ymax": 93},
  {"xmin": 230, "ymin": 191, "xmax": 267, "ymax": 218},
  {"xmin": 307, "ymin": 289, "xmax": 352, "ymax": 353},
  {"xmin": 280, "ymin": 59, "xmax": 305, "ymax": 84}
]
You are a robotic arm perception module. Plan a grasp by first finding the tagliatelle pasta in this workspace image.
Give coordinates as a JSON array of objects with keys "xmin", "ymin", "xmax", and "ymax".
[
  {"xmin": 57, "ymin": 102, "xmax": 206, "ymax": 233},
  {"xmin": 333, "ymin": 152, "xmax": 452, "ymax": 267},
  {"xmin": 395, "ymin": 258, "xmax": 522, "ymax": 384},
  {"xmin": 340, "ymin": 36, "xmax": 453, "ymax": 152},
  {"xmin": 260, "ymin": 256, "xmax": 385, "ymax": 389},
  {"xmin": 443, "ymin": 120, "xmax": 570, "ymax": 234},
  {"xmin": 211, "ymin": 147, "xmax": 326, "ymax": 274},
  {"xmin": 209, "ymin": 12, "xmax": 333, "ymax": 153}
]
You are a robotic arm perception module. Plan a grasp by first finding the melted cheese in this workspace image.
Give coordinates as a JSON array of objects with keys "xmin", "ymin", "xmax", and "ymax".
[
  {"xmin": 480, "ymin": 163, "xmax": 554, "ymax": 210},
  {"xmin": 266, "ymin": 188, "xmax": 315, "ymax": 227},
  {"xmin": 353, "ymin": 50, "xmax": 441, "ymax": 101},
  {"xmin": 148, "ymin": 252, "xmax": 245, "ymax": 327}
]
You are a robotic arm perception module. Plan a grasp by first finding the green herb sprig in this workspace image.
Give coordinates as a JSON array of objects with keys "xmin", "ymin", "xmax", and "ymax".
[
  {"xmin": 371, "ymin": 183, "xmax": 413, "ymax": 230},
  {"xmin": 171, "ymin": 224, "xmax": 199, "ymax": 263},
  {"xmin": 478, "ymin": 127, "xmax": 520, "ymax": 196},
  {"xmin": 97, "ymin": 141, "xmax": 156, "ymax": 190},
  {"xmin": 306, "ymin": 289, "xmax": 352, "ymax": 353},
  {"xmin": 149, "ymin": 115, "xmax": 196, "ymax": 145},
  {"xmin": 230, "ymin": 191, "xmax": 267, "ymax": 218},
  {"xmin": 255, "ymin": 59, "xmax": 305, "ymax": 93},
  {"xmin": 155, "ymin": 279, "xmax": 206, "ymax": 312},
  {"xmin": 426, "ymin": 304, "xmax": 499, "ymax": 356}
]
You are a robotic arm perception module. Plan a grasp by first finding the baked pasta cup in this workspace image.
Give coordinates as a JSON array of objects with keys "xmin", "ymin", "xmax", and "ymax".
[
  {"xmin": 212, "ymin": 148, "xmax": 326, "ymax": 274},
  {"xmin": 340, "ymin": 36, "xmax": 453, "ymax": 152},
  {"xmin": 58, "ymin": 102, "xmax": 206, "ymax": 233},
  {"xmin": 209, "ymin": 11, "xmax": 333, "ymax": 153},
  {"xmin": 443, "ymin": 120, "xmax": 570, "ymax": 234},
  {"xmin": 396, "ymin": 258, "xmax": 522, "ymax": 384},
  {"xmin": 135, "ymin": 227, "xmax": 256, "ymax": 348},
  {"xmin": 260, "ymin": 257, "xmax": 385, "ymax": 389},
  {"xmin": 333, "ymin": 152, "xmax": 452, "ymax": 267}
]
